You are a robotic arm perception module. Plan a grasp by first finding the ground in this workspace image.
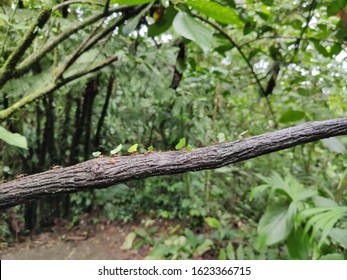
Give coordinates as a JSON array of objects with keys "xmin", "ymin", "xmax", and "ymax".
[{"xmin": 0, "ymin": 216, "xmax": 151, "ymax": 260}]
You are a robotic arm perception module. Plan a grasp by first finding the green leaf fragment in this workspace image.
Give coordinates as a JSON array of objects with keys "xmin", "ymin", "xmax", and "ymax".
[
  {"xmin": 128, "ymin": 144, "xmax": 138, "ymax": 153},
  {"xmin": 175, "ymin": 137, "xmax": 186, "ymax": 150},
  {"xmin": 147, "ymin": 145, "xmax": 154, "ymax": 151},
  {"xmin": 92, "ymin": 151, "xmax": 102, "ymax": 157},
  {"xmin": 217, "ymin": 132, "xmax": 225, "ymax": 143},
  {"xmin": 110, "ymin": 144, "xmax": 123, "ymax": 155},
  {"xmin": 186, "ymin": 144, "xmax": 193, "ymax": 152}
]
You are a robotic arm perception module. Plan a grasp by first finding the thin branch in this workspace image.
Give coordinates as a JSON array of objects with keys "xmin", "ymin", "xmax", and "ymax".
[
  {"xmin": 0, "ymin": 9, "xmax": 51, "ymax": 88},
  {"xmin": 285, "ymin": 0, "xmax": 317, "ymax": 64},
  {"xmin": 1, "ymin": 117, "xmax": 347, "ymax": 209},
  {"xmin": 104, "ymin": 0, "xmax": 111, "ymax": 15},
  {"xmin": 53, "ymin": 0, "xmax": 105, "ymax": 10},
  {"xmin": 13, "ymin": 5, "xmax": 131, "ymax": 80},
  {"xmin": 54, "ymin": 18, "xmax": 106, "ymax": 81},
  {"xmin": 193, "ymin": 14, "xmax": 278, "ymax": 127},
  {"xmin": 0, "ymin": 56, "xmax": 118, "ymax": 121}
]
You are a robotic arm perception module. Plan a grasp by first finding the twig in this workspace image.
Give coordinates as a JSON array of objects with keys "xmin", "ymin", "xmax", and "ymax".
[
  {"xmin": 0, "ymin": 56, "xmax": 118, "ymax": 121},
  {"xmin": 0, "ymin": 9, "xmax": 51, "ymax": 89},
  {"xmin": 14, "ymin": 5, "xmax": 131, "ymax": 80},
  {"xmin": 193, "ymin": 14, "xmax": 278, "ymax": 127}
]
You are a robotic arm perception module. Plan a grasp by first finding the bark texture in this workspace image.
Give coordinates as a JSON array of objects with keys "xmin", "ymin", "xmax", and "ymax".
[{"xmin": 1, "ymin": 117, "xmax": 347, "ymax": 209}]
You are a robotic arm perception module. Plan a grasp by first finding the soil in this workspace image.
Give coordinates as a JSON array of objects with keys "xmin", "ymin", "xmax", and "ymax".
[{"xmin": 0, "ymin": 216, "xmax": 151, "ymax": 260}]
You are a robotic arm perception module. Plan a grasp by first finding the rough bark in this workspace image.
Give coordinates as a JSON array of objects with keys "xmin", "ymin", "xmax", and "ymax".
[{"xmin": 1, "ymin": 117, "xmax": 347, "ymax": 209}]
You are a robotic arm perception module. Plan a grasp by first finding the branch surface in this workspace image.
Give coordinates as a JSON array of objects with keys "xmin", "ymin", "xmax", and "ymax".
[{"xmin": 1, "ymin": 117, "xmax": 347, "ymax": 209}]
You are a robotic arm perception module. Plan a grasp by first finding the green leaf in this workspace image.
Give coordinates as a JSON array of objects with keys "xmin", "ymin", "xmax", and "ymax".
[
  {"xmin": 173, "ymin": 12, "xmax": 212, "ymax": 53},
  {"xmin": 0, "ymin": 126, "xmax": 28, "ymax": 149},
  {"xmin": 110, "ymin": 144, "xmax": 123, "ymax": 155},
  {"xmin": 226, "ymin": 242, "xmax": 235, "ymax": 260},
  {"xmin": 262, "ymin": 0, "xmax": 274, "ymax": 5},
  {"xmin": 329, "ymin": 228, "xmax": 347, "ymax": 249},
  {"xmin": 327, "ymin": 1, "xmax": 345, "ymax": 17},
  {"xmin": 122, "ymin": 2, "xmax": 153, "ymax": 35},
  {"xmin": 111, "ymin": 0, "xmax": 154, "ymax": 6},
  {"xmin": 286, "ymin": 226, "xmax": 311, "ymax": 260},
  {"xmin": 278, "ymin": 110, "xmax": 305, "ymax": 123},
  {"xmin": 121, "ymin": 232, "xmax": 137, "ymax": 249},
  {"xmin": 321, "ymin": 137, "xmax": 346, "ymax": 154},
  {"xmin": 186, "ymin": 144, "xmax": 193, "ymax": 152},
  {"xmin": 258, "ymin": 203, "xmax": 294, "ymax": 246},
  {"xmin": 330, "ymin": 43, "xmax": 342, "ymax": 56},
  {"xmin": 92, "ymin": 151, "xmax": 102, "ymax": 157},
  {"xmin": 195, "ymin": 238, "xmax": 213, "ymax": 256},
  {"xmin": 187, "ymin": 0, "xmax": 243, "ymax": 26},
  {"xmin": 175, "ymin": 137, "xmax": 186, "ymax": 150},
  {"xmin": 319, "ymin": 253, "xmax": 345, "ymax": 260},
  {"xmin": 217, "ymin": 132, "xmax": 225, "ymax": 143},
  {"xmin": 128, "ymin": 144, "xmax": 138, "ymax": 153},
  {"xmin": 218, "ymin": 248, "xmax": 226, "ymax": 260},
  {"xmin": 205, "ymin": 217, "xmax": 220, "ymax": 229},
  {"xmin": 147, "ymin": 145, "xmax": 154, "ymax": 151},
  {"xmin": 311, "ymin": 40, "xmax": 329, "ymax": 57},
  {"xmin": 148, "ymin": 5, "xmax": 178, "ymax": 37}
]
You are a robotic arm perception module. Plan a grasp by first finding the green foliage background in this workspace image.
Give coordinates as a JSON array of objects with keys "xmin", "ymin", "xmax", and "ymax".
[{"xmin": 0, "ymin": 0, "xmax": 347, "ymax": 259}]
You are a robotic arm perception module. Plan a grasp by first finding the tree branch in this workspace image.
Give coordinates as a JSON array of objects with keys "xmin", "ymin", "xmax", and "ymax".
[
  {"xmin": 1, "ymin": 117, "xmax": 347, "ymax": 209},
  {"xmin": 193, "ymin": 14, "xmax": 278, "ymax": 127},
  {"xmin": 0, "ymin": 56, "xmax": 118, "ymax": 121},
  {"xmin": 0, "ymin": 9, "xmax": 51, "ymax": 88},
  {"xmin": 12, "ymin": 5, "xmax": 131, "ymax": 81}
]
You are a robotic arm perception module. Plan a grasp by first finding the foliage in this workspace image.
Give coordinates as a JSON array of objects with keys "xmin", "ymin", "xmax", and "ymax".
[{"xmin": 0, "ymin": 0, "xmax": 347, "ymax": 260}]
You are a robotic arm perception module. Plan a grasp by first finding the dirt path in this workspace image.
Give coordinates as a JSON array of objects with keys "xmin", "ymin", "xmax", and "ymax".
[{"xmin": 0, "ymin": 221, "xmax": 148, "ymax": 260}]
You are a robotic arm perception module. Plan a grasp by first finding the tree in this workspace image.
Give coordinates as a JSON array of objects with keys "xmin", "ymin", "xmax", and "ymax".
[{"xmin": 1, "ymin": 0, "xmax": 347, "ymax": 258}]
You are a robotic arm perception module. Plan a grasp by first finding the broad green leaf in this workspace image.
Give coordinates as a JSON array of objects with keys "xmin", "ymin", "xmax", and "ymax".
[
  {"xmin": 0, "ymin": 126, "xmax": 28, "ymax": 149},
  {"xmin": 121, "ymin": 232, "xmax": 137, "ymax": 249},
  {"xmin": 330, "ymin": 43, "xmax": 342, "ymax": 56},
  {"xmin": 321, "ymin": 137, "xmax": 346, "ymax": 154},
  {"xmin": 195, "ymin": 238, "xmax": 213, "ymax": 256},
  {"xmin": 205, "ymin": 217, "xmax": 220, "ymax": 229},
  {"xmin": 312, "ymin": 40, "xmax": 329, "ymax": 57},
  {"xmin": 128, "ymin": 144, "xmax": 138, "ymax": 153},
  {"xmin": 92, "ymin": 151, "xmax": 102, "ymax": 157},
  {"xmin": 148, "ymin": 5, "xmax": 178, "ymax": 37},
  {"xmin": 110, "ymin": 144, "xmax": 123, "ymax": 155},
  {"xmin": 286, "ymin": 226, "xmax": 311, "ymax": 260},
  {"xmin": 312, "ymin": 196, "xmax": 338, "ymax": 207},
  {"xmin": 111, "ymin": 0, "xmax": 154, "ymax": 5},
  {"xmin": 175, "ymin": 137, "xmax": 186, "ymax": 150},
  {"xmin": 184, "ymin": 228, "xmax": 199, "ymax": 247},
  {"xmin": 187, "ymin": 0, "xmax": 243, "ymax": 26},
  {"xmin": 258, "ymin": 203, "xmax": 293, "ymax": 246},
  {"xmin": 278, "ymin": 110, "xmax": 305, "ymax": 123},
  {"xmin": 329, "ymin": 228, "xmax": 347, "ymax": 249},
  {"xmin": 226, "ymin": 242, "xmax": 235, "ymax": 260},
  {"xmin": 173, "ymin": 12, "xmax": 212, "ymax": 53}
]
